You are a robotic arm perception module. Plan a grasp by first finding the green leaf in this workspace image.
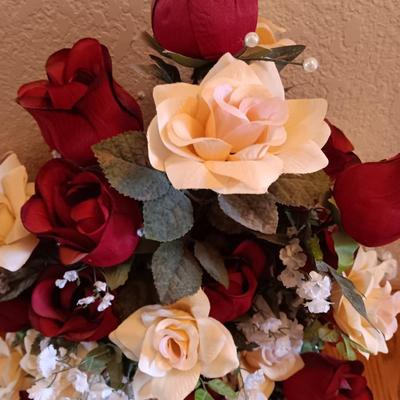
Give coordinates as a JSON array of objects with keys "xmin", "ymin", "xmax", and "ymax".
[
  {"xmin": 142, "ymin": 32, "xmax": 211, "ymax": 69},
  {"xmin": 102, "ymin": 261, "xmax": 132, "ymax": 291},
  {"xmin": 194, "ymin": 241, "xmax": 229, "ymax": 288},
  {"xmin": 341, "ymin": 334, "xmax": 357, "ymax": 361},
  {"xmin": 143, "ymin": 187, "xmax": 194, "ymax": 242},
  {"xmin": 93, "ymin": 132, "xmax": 171, "ymax": 201},
  {"xmin": 207, "ymin": 379, "xmax": 238, "ymax": 400},
  {"xmin": 317, "ymin": 261, "xmax": 378, "ymax": 332},
  {"xmin": 149, "ymin": 55, "xmax": 181, "ymax": 83},
  {"xmin": 195, "ymin": 389, "xmax": 214, "ymax": 400},
  {"xmin": 79, "ymin": 345, "xmax": 114, "ymax": 374},
  {"xmin": 218, "ymin": 193, "xmax": 278, "ymax": 234},
  {"xmin": 208, "ymin": 203, "xmax": 245, "ymax": 235},
  {"xmin": 151, "ymin": 240, "xmax": 203, "ymax": 304},
  {"xmin": 107, "ymin": 346, "xmax": 124, "ymax": 390},
  {"xmin": 309, "ymin": 235, "xmax": 324, "ymax": 262},
  {"xmin": 269, "ymin": 171, "xmax": 331, "ymax": 209},
  {"xmin": 301, "ymin": 320, "xmax": 324, "ymax": 353},
  {"xmin": 318, "ymin": 325, "xmax": 340, "ymax": 343},
  {"xmin": 333, "ymin": 231, "xmax": 359, "ymax": 273}
]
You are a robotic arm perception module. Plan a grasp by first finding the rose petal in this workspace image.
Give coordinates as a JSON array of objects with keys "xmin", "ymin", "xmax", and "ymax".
[{"xmin": 334, "ymin": 155, "xmax": 400, "ymax": 246}]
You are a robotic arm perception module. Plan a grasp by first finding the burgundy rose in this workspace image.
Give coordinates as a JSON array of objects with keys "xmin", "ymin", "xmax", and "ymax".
[
  {"xmin": 283, "ymin": 353, "xmax": 373, "ymax": 400},
  {"xmin": 334, "ymin": 154, "xmax": 400, "ymax": 246},
  {"xmin": 22, "ymin": 159, "xmax": 141, "ymax": 267},
  {"xmin": 204, "ymin": 241, "xmax": 266, "ymax": 323},
  {"xmin": 322, "ymin": 122, "xmax": 361, "ymax": 179},
  {"xmin": 0, "ymin": 296, "xmax": 30, "ymax": 332},
  {"xmin": 17, "ymin": 38, "xmax": 143, "ymax": 166},
  {"xmin": 152, "ymin": 0, "xmax": 258, "ymax": 60},
  {"xmin": 30, "ymin": 266, "xmax": 119, "ymax": 341}
]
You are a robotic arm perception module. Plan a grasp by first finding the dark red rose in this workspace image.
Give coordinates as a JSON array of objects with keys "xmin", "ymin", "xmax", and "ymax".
[
  {"xmin": 283, "ymin": 353, "xmax": 373, "ymax": 400},
  {"xmin": 0, "ymin": 296, "xmax": 30, "ymax": 332},
  {"xmin": 152, "ymin": 0, "xmax": 258, "ymax": 60},
  {"xmin": 322, "ymin": 122, "xmax": 361, "ymax": 179},
  {"xmin": 17, "ymin": 38, "xmax": 143, "ymax": 166},
  {"xmin": 30, "ymin": 266, "xmax": 119, "ymax": 341},
  {"xmin": 22, "ymin": 159, "xmax": 141, "ymax": 267},
  {"xmin": 334, "ymin": 154, "xmax": 400, "ymax": 246},
  {"xmin": 204, "ymin": 241, "xmax": 266, "ymax": 323}
]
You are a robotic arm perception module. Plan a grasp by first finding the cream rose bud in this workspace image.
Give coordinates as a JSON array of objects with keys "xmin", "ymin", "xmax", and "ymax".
[
  {"xmin": 147, "ymin": 53, "xmax": 330, "ymax": 194},
  {"xmin": 109, "ymin": 289, "xmax": 239, "ymax": 400},
  {"xmin": 0, "ymin": 334, "xmax": 29, "ymax": 400},
  {"xmin": 0, "ymin": 152, "xmax": 38, "ymax": 271},
  {"xmin": 333, "ymin": 247, "xmax": 400, "ymax": 356},
  {"xmin": 256, "ymin": 17, "xmax": 295, "ymax": 48}
]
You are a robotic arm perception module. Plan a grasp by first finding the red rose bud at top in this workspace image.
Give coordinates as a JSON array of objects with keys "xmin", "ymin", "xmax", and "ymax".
[
  {"xmin": 204, "ymin": 240, "xmax": 267, "ymax": 323},
  {"xmin": 29, "ymin": 267, "xmax": 119, "ymax": 341},
  {"xmin": 283, "ymin": 353, "xmax": 373, "ymax": 400},
  {"xmin": 334, "ymin": 154, "xmax": 400, "ymax": 247},
  {"xmin": 22, "ymin": 159, "xmax": 142, "ymax": 267},
  {"xmin": 152, "ymin": 0, "xmax": 258, "ymax": 60},
  {"xmin": 323, "ymin": 122, "xmax": 361, "ymax": 179},
  {"xmin": 17, "ymin": 38, "xmax": 143, "ymax": 166}
]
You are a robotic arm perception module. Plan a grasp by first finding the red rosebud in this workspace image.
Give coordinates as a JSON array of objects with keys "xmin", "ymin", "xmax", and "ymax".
[
  {"xmin": 322, "ymin": 122, "xmax": 361, "ymax": 179},
  {"xmin": 17, "ymin": 38, "xmax": 143, "ymax": 166},
  {"xmin": 22, "ymin": 159, "xmax": 142, "ymax": 267},
  {"xmin": 30, "ymin": 266, "xmax": 119, "ymax": 341},
  {"xmin": 0, "ymin": 296, "xmax": 30, "ymax": 332},
  {"xmin": 152, "ymin": 0, "xmax": 258, "ymax": 60},
  {"xmin": 283, "ymin": 353, "xmax": 373, "ymax": 400},
  {"xmin": 334, "ymin": 154, "xmax": 400, "ymax": 247},
  {"xmin": 204, "ymin": 241, "xmax": 267, "ymax": 323}
]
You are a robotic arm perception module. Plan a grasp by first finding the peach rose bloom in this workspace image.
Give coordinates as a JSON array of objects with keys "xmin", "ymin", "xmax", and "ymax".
[
  {"xmin": 240, "ymin": 349, "xmax": 304, "ymax": 398},
  {"xmin": 0, "ymin": 334, "xmax": 29, "ymax": 400},
  {"xmin": 333, "ymin": 247, "xmax": 400, "ymax": 356},
  {"xmin": 0, "ymin": 152, "xmax": 38, "ymax": 271},
  {"xmin": 147, "ymin": 53, "xmax": 330, "ymax": 194},
  {"xmin": 256, "ymin": 17, "xmax": 295, "ymax": 48},
  {"xmin": 109, "ymin": 289, "xmax": 239, "ymax": 400}
]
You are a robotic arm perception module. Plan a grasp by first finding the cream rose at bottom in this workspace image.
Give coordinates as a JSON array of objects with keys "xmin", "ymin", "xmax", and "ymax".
[
  {"xmin": 0, "ymin": 152, "xmax": 38, "ymax": 272},
  {"xmin": 0, "ymin": 334, "xmax": 30, "ymax": 400},
  {"xmin": 333, "ymin": 247, "xmax": 400, "ymax": 356},
  {"xmin": 109, "ymin": 290, "xmax": 239, "ymax": 400}
]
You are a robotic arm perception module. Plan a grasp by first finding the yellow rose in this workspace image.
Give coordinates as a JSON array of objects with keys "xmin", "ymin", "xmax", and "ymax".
[
  {"xmin": 0, "ymin": 152, "xmax": 38, "ymax": 272},
  {"xmin": 240, "ymin": 349, "xmax": 304, "ymax": 399},
  {"xmin": 333, "ymin": 247, "xmax": 400, "ymax": 356},
  {"xmin": 257, "ymin": 17, "xmax": 295, "ymax": 48},
  {"xmin": 0, "ymin": 334, "xmax": 29, "ymax": 400},
  {"xmin": 148, "ymin": 53, "xmax": 330, "ymax": 194},
  {"xmin": 109, "ymin": 289, "xmax": 239, "ymax": 400}
]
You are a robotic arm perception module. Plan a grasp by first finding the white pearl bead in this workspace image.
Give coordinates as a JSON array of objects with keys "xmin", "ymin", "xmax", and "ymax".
[
  {"xmin": 303, "ymin": 57, "xmax": 319, "ymax": 73},
  {"xmin": 244, "ymin": 32, "xmax": 260, "ymax": 48},
  {"xmin": 137, "ymin": 228, "xmax": 145, "ymax": 238}
]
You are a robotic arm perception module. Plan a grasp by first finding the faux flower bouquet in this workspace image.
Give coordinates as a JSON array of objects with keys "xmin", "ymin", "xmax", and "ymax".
[{"xmin": 1, "ymin": 1, "xmax": 399, "ymax": 400}]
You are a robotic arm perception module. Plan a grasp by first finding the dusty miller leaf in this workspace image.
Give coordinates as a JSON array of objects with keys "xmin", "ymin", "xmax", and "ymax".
[
  {"xmin": 101, "ymin": 261, "xmax": 132, "ymax": 291},
  {"xmin": 93, "ymin": 132, "xmax": 170, "ymax": 201},
  {"xmin": 269, "ymin": 171, "xmax": 331, "ymax": 208},
  {"xmin": 151, "ymin": 241, "xmax": 202, "ymax": 304},
  {"xmin": 218, "ymin": 193, "xmax": 278, "ymax": 234},
  {"xmin": 143, "ymin": 187, "xmax": 194, "ymax": 242},
  {"xmin": 194, "ymin": 241, "xmax": 229, "ymax": 288}
]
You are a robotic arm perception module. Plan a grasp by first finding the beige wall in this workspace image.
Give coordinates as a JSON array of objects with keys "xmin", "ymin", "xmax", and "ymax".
[{"xmin": 0, "ymin": 0, "xmax": 399, "ymax": 254}]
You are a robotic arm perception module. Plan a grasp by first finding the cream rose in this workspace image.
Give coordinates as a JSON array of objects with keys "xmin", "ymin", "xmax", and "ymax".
[
  {"xmin": 333, "ymin": 247, "xmax": 400, "ymax": 356},
  {"xmin": 0, "ymin": 334, "xmax": 29, "ymax": 400},
  {"xmin": 148, "ymin": 53, "xmax": 330, "ymax": 194},
  {"xmin": 240, "ymin": 348, "xmax": 304, "ymax": 399},
  {"xmin": 0, "ymin": 152, "xmax": 38, "ymax": 271},
  {"xmin": 109, "ymin": 289, "xmax": 239, "ymax": 400},
  {"xmin": 257, "ymin": 17, "xmax": 295, "ymax": 48}
]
